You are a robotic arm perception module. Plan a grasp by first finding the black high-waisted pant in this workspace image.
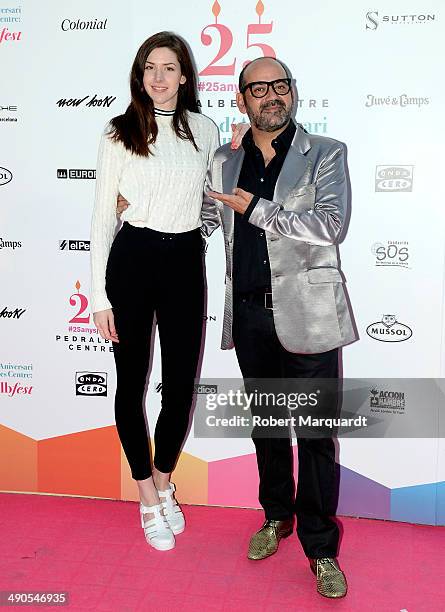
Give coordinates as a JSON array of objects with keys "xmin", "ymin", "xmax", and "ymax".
[{"xmin": 105, "ymin": 222, "xmax": 205, "ymax": 480}]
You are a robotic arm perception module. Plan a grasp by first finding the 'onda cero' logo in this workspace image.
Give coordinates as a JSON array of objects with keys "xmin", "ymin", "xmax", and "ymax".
[
  {"xmin": 0, "ymin": 167, "xmax": 12, "ymax": 186},
  {"xmin": 75, "ymin": 372, "xmax": 107, "ymax": 396},
  {"xmin": 366, "ymin": 315, "xmax": 412, "ymax": 342}
]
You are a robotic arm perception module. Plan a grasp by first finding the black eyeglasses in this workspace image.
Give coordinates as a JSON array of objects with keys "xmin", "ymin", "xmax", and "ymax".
[{"xmin": 241, "ymin": 78, "xmax": 292, "ymax": 98}]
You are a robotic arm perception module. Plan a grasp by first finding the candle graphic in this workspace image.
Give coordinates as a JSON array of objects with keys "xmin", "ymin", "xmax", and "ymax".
[
  {"xmin": 212, "ymin": 0, "xmax": 221, "ymax": 23},
  {"xmin": 256, "ymin": 0, "xmax": 265, "ymax": 23}
]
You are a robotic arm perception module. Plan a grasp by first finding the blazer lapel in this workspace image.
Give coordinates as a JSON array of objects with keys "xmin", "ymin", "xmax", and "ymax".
[
  {"xmin": 221, "ymin": 148, "xmax": 245, "ymax": 240},
  {"xmin": 274, "ymin": 124, "xmax": 312, "ymax": 202}
]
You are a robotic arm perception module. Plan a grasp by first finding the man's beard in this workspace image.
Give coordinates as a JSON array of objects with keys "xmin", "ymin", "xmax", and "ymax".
[{"xmin": 246, "ymin": 99, "xmax": 292, "ymax": 132}]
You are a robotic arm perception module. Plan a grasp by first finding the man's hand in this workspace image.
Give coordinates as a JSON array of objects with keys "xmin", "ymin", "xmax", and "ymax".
[
  {"xmin": 93, "ymin": 309, "xmax": 119, "ymax": 343},
  {"xmin": 207, "ymin": 187, "xmax": 254, "ymax": 214},
  {"xmin": 230, "ymin": 123, "xmax": 249, "ymax": 150},
  {"xmin": 117, "ymin": 194, "xmax": 129, "ymax": 217}
]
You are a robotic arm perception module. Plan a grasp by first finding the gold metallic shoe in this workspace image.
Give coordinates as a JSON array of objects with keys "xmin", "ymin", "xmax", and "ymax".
[
  {"xmin": 309, "ymin": 558, "xmax": 348, "ymax": 598},
  {"xmin": 247, "ymin": 519, "xmax": 293, "ymax": 560}
]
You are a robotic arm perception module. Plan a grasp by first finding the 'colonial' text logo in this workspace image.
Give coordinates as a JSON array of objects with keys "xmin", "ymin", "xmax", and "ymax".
[{"xmin": 61, "ymin": 18, "xmax": 107, "ymax": 31}]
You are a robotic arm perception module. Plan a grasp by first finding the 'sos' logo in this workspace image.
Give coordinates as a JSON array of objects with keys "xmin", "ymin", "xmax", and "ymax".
[{"xmin": 372, "ymin": 243, "xmax": 409, "ymax": 267}]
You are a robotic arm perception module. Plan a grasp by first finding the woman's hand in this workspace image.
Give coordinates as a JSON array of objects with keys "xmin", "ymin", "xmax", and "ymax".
[
  {"xmin": 93, "ymin": 309, "xmax": 119, "ymax": 343},
  {"xmin": 117, "ymin": 194, "xmax": 129, "ymax": 217},
  {"xmin": 230, "ymin": 123, "xmax": 250, "ymax": 150}
]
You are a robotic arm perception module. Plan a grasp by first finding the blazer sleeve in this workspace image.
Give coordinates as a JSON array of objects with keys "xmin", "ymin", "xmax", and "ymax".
[
  {"xmin": 200, "ymin": 127, "xmax": 222, "ymax": 238},
  {"xmin": 247, "ymin": 143, "xmax": 348, "ymax": 246}
]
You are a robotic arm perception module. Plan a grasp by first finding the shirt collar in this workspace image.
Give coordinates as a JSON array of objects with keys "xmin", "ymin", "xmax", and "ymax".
[{"xmin": 241, "ymin": 119, "xmax": 296, "ymax": 155}]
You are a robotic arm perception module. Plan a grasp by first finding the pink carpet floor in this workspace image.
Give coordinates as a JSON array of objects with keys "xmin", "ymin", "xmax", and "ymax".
[{"xmin": 0, "ymin": 492, "xmax": 444, "ymax": 611}]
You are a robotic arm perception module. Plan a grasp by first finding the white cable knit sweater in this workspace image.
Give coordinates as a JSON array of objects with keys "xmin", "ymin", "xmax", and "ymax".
[{"xmin": 90, "ymin": 111, "xmax": 219, "ymax": 313}]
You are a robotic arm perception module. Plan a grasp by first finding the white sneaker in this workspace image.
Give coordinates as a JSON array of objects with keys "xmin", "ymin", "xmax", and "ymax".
[
  {"xmin": 158, "ymin": 483, "xmax": 185, "ymax": 535},
  {"xmin": 139, "ymin": 502, "xmax": 175, "ymax": 551}
]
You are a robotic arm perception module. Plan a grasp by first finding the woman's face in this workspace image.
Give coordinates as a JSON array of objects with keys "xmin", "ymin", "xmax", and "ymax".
[{"xmin": 143, "ymin": 46, "xmax": 186, "ymax": 111}]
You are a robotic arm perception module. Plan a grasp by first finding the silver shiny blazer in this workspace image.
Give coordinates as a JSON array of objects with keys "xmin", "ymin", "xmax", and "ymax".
[{"xmin": 201, "ymin": 124, "xmax": 357, "ymax": 354}]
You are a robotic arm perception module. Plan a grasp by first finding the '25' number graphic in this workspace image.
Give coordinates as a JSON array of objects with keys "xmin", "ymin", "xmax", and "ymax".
[
  {"xmin": 69, "ymin": 281, "xmax": 90, "ymax": 324},
  {"xmin": 199, "ymin": 6, "xmax": 275, "ymax": 76}
]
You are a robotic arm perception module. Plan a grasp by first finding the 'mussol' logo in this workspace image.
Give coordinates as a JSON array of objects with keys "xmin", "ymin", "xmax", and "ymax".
[
  {"xmin": 0, "ymin": 167, "xmax": 12, "ymax": 186},
  {"xmin": 75, "ymin": 372, "xmax": 107, "ymax": 396},
  {"xmin": 366, "ymin": 315, "xmax": 412, "ymax": 342}
]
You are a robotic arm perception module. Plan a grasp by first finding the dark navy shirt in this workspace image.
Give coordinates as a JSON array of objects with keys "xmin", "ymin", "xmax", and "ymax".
[{"xmin": 233, "ymin": 120, "xmax": 296, "ymax": 295}]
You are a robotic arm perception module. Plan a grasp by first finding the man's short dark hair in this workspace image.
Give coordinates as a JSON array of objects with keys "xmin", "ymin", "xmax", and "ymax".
[{"xmin": 238, "ymin": 57, "xmax": 291, "ymax": 93}]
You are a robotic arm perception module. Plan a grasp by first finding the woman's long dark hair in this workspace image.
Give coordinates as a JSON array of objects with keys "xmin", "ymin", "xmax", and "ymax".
[{"xmin": 109, "ymin": 32, "xmax": 200, "ymax": 156}]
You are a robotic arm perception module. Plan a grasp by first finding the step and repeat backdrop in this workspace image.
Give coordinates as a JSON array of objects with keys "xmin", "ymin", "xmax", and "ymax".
[{"xmin": 1, "ymin": 0, "xmax": 445, "ymax": 524}]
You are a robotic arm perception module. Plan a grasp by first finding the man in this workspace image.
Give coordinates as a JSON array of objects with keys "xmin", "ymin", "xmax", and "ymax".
[
  {"xmin": 117, "ymin": 56, "xmax": 356, "ymax": 597},
  {"xmin": 202, "ymin": 56, "xmax": 356, "ymax": 599}
]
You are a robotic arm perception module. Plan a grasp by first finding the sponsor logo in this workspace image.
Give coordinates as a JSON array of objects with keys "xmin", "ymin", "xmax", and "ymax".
[
  {"xmin": 370, "ymin": 388, "xmax": 405, "ymax": 414},
  {"xmin": 0, "ymin": 167, "xmax": 12, "ymax": 185},
  {"xmin": 366, "ymin": 11, "xmax": 436, "ymax": 30},
  {"xmin": 59, "ymin": 240, "xmax": 90, "ymax": 252},
  {"xmin": 75, "ymin": 372, "xmax": 107, "ymax": 396},
  {"xmin": 0, "ymin": 7, "xmax": 21, "ymax": 23},
  {"xmin": 366, "ymin": 315, "xmax": 412, "ymax": 342},
  {"xmin": 56, "ymin": 95, "xmax": 116, "ymax": 108},
  {"xmin": 61, "ymin": 18, "xmax": 107, "ymax": 31},
  {"xmin": 0, "ymin": 362, "xmax": 33, "ymax": 380},
  {"xmin": 57, "ymin": 169, "xmax": 96, "ymax": 179},
  {"xmin": 0, "ymin": 104, "xmax": 18, "ymax": 123},
  {"xmin": 375, "ymin": 166, "xmax": 413, "ymax": 192},
  {"xmin": 55, "ymin": 281, "xmax": 113, "ymax": 353},
  {"xmin": 195, "ymin": 384, "xmax": 218, "ymax": 394},
  {"xmin": 365, "ymin": 94, "xmax": 429, "ymax": 108},
  {"xmin": 156, "ymin": 383, "xmax": 218, "ymax": 393},
  {"xmin": 0, "ymin": 381, "xmax": 32, "ymax": 397},
  {"xmin": 0, "ymin": 26, "xmax": 21, "ymax": 43},
  {"xmin": 0, "ymin": 306, "xmax": 26, "ymax": 319},
  {"xmin": 371, "ymin": 241, "xmax": 410, "ymax": 269},
  {"xmin": 0, "ymin": 238, "xmax": 22, "ymax": 250}
]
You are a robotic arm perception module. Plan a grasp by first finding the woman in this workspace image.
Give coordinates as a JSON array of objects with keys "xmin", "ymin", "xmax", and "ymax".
[{"xmin": 91, "ymin": 31, "xmax": 222, "ymax": 551}]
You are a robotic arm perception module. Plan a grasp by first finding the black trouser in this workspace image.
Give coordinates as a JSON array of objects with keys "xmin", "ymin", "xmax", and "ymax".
[
  {"xmin": 232, "ymin": 295, "xmax": 340, "ymax": 559},
  {"xmin": 105, "ymin": 222, "xmax": 205, "ymax": 480}
]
